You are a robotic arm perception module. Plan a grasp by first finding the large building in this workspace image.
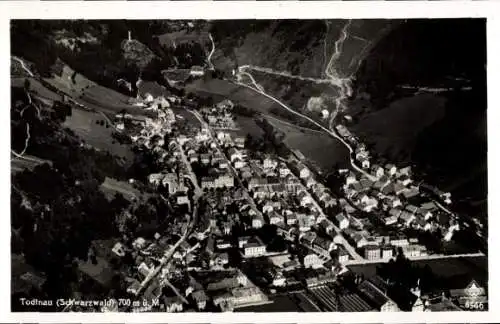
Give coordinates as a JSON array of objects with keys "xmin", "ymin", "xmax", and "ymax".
[
  {"xmin": 364, "ymin": 245, "xmax": 381, "ymax": 261},
  {"xmin": 358, "ymin": 279, "xmax": 400, "ymax": 312},
  {"xmin": 243, "ymin": 236, "xmax": 266, "ymax": 257},
  {"xmin": 304, "ymin": 253, "xmax": 323, "ymax": 268}
]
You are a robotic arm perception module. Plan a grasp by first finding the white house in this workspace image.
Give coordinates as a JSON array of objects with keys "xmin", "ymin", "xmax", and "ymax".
[
  {"xmin": 335, "ymin": 213, "xmax": 350, "ymax": 230},
  {"xmin": 190, "ymin": 65, "xmax": 205, "ymax": 76},
  {"xmin": 304, "ymin": 253, "xmax": 323, "ymax": 268},
  {"xmin": 112, "ymin": 242, "xmax": 126, "ymax": 257},
  {"xmin": 374, "ymin": 166, "xmax": 385, "ymax": 179},
  {"xmin": 252, "ymin": 217, "xmax": 264, "ymax": 229},
  {"xmin": 298, "ymin": 165, "xmax": 310, "ymax": 179},
  {"xmin": 228, "ymin": 148, "xmax": 244, "ymax": 163},
  {"xmin": 385, "ymin": 164, "xmax": 397, "ymax": 177}
]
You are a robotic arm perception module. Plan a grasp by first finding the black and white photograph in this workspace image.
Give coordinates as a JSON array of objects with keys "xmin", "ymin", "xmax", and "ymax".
[{"xmin": 10, "ymin": 18, "xmax": 487, "ymax": 313}]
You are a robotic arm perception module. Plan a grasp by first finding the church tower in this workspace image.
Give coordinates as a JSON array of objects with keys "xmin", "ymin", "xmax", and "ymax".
[{"xmin": 411, "ymin": 279, "xmax": 424, "ymax": 312}]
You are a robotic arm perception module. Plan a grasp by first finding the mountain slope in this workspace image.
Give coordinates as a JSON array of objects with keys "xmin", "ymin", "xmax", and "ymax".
[{"xmin": 349, "ymin": 19, "xmax": 487, "ymax": 216}]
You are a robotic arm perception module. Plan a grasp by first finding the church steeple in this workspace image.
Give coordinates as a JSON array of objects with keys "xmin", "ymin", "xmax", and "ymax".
[
  {"xmin": 411, "ymin": 278, "xmax": 421, "ymax": 298},
  {"xmin": 411, "ymin": 278, "xmax": 424, "ymax": 312}
]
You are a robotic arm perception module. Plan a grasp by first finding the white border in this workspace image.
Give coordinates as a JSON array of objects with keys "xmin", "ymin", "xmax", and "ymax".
[{"xmin": 1, "ymin": 1, "xmax": 497, "ymax": 323}]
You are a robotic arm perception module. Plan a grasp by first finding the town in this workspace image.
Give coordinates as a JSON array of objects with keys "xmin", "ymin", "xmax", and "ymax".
[
  {"xmin": 85, "ymin": 83, "xmax": 484, "ymax": 313},
  {"xmin": 10, "ymin": 20, "xmax": 487, "ymax": 314}
]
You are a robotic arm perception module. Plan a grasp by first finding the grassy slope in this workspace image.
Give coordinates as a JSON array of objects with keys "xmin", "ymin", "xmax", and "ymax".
[
  {"xmin": 350, "ymin": 19, "xmax": 487, "ymax": 205},
  {"xmin": 350, "ymin": 94, "xmax": 448, "ymax": 163},
  {"xmin": 267, "ymin": 117, "xmax": 350, "ymax": 171},
  {"xmin": 62, "ymin": 108, "xmax": 134, "ymax": 164}
]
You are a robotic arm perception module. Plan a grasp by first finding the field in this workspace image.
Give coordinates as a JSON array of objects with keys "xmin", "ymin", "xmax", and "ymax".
[
  {"xmin": 186, "ymin": 79, "xmax": 282, "ymax": 114},
  {"xmin": 11, "ymin": 155, "xmax": 52, "ymax": 175},
  {"xmin": 350, "ymin": 93, "xmax": 448, "ymax": 162},
  {"xmin": 170, "ymin": 106, "xmax": 202, "ymax": 128},
  {"xmin": 267, "ymin": 117, "xmax": 350, "ymax": 171},
  {"xmin": 12, "ymin": 77, "xmax": 62, "ymax": 102},
  {"xmin": 138, "ymin": 80, "xmax": 171, "ymax": 98},
  {"xmin": 100, "ymin": 177, "xmax": 142, "ymax": 202},
  {"xmin": 156, "ymin": 30, "xmax": 210, "ymax": 48},
  {"xmin": 250, "ymin": 70, "xmax": 338, "ymax": 113},
  {"xmin": 187, "ymin": 79, "xmax": 320, "ymax": 129},
  {"xmin": 232, "ymin": 115, "xmax": 265, "ymax": 139},
  {"xmin": 44, "ymin": 63, "xmax": 148, "ymax": 116},
  {"xmin": 63, "ymin": 108, "xmax": 134, "ymax": 163}
]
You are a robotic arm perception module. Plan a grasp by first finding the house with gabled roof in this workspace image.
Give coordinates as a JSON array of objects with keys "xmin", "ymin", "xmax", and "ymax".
[{"xmin": 335, "ymin": 212, "xmax": 350, "ymax": 230}]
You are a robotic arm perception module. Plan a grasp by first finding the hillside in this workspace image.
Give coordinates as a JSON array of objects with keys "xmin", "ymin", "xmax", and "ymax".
[
  {"xmin": 209, "ymin": 20, "xmax": 398, "ymax": 113},
  {"xmin": 349, "ymin": 19, "xmax": 487, "ymax": 219},
  {"xmin": 10, "ymin": 20, "xmax": 209, "ymax": 98}
]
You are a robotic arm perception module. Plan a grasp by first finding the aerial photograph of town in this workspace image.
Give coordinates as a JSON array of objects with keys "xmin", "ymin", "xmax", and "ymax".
[{"xmin": 10, "ymin": 19, "xmax": 487, "ymax": 313}]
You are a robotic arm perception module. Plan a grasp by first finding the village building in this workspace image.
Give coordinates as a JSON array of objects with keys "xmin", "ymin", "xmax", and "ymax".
[
  {"xmin": 243, "ymin": 236, "xmax": 266, "ymax": 257},
  {"xmin": 304, "ymin": 253, "xmax": 323, "ymax": 268},
  {"xmin": 358, "ymin": 279, "xmax": 400, "ymax": 312},
  {"xmin": 364, "ymin": 245, "xmax": 381, "ymax": 260},
  {"xmin": 335, "ymin": 213, "xmax": 350, "ymax": 230}
]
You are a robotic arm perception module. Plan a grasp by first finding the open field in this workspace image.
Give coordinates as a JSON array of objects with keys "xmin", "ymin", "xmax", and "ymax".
[
  {"xmin": 63, "ymin": 108, "xmax": 134, "ymax": 163},
  {"xmin": 156, "ymin": 30, "xmax": 210, "ymax": 48},
  {"xmin": 12, "ymin": 77, "xmax": 62, "ymax": 102},
  {"xmin": 267, "ymin": 117, "xmax": 350, "ymax": 171},
  {"xmin": 100, "ymin": 177, "xmax": 143, "ymax": 202},
  {"xmin": 187, "ymin": 79, "xmax": 320, "ymax": 129},
  {"xmin": 44, "ymin": 63, "xmax": 149, "ymax": 116},
  {"xmin": 138, "ymin": 80, "xmax": 171, "ymax": 98},
  {"xmin": 350, "ymin": 93, "xmax": 448, "ymax": 162},
  {"xmin": 186, "ymin": 79, "xmax": 282, "ymax": 114},
  {"xmin": 171, "ymin": 107, "xmax": 202, "ymax": 128},
  {"xmin": 11, "ymin": 155, "xmax": 52, "ymax": 175},
  {"xmin": 232, "ymin": 115, "xmax": 265, "ymax": 139},
  {"xmin": 187, "ymin": 78, "xmax": 349, "ymax": 172}
]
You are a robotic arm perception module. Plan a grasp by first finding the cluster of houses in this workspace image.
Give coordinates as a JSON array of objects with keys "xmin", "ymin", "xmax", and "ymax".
[
  {"xmin": 335, "ymin": 119, "xmax": 459, "ymax": 244},
  {"xmin": 229, "ymin": 152, "xmax": 347, "ymax": 261},
  {"xmin": 191, "ymin": 270, "xmax": 268, "ymax": 312},
  {"xmin": 109, "ymin": 223, "xmax": 202, "ymax": 311},
  {"xmin": 200, "ymin": 99, "xmax": 238, "ymax": 130},
  {"xmin": 345, "ymin": 163, "xmax": 458, "ymax": 236},
  {"xmin": 123, "ymin": 92, "xmax": 178, "ymax": 149}
]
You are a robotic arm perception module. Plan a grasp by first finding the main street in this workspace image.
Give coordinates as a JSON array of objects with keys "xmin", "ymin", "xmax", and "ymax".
[
  {"xmin": 137, "ymin": 141, "xmax": 204, "ymax": 297},
  {"xmin": 185, "ymin": 108, "xmax": 266, "ymax": 221},
  {"xmin": 284, "ymin": 156, "xmax": 363, "ymax": 261}
]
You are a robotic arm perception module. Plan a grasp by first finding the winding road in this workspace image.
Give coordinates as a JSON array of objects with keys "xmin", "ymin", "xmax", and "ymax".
[
  {"xmin": 11, "ymin": 56, "xmax": 41, "ymax": 158},
  {"xmin": 234, "ymin": 71, "xmax": 375, "ymax": 181},
  {"xmin": 234, "ymin": 20, "xmax": 375, "ymax": 181},
  {"xmin": 13, "ymin": 56, "xmax": 34, "ymax": 77},
  {"xmin": 207, "ymin": 33, "xmax": 215, "ymax": 71}
]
